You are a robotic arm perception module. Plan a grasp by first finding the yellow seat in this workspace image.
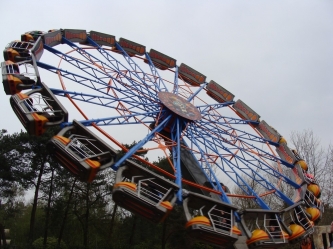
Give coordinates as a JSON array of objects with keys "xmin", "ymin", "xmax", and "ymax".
[
  {"xmin": 246, "ymin": 229, "xmax": 270, "ymax": 245},
  {"xmin": 185, "ymin": 216, "xmax": 211, "ymax": 229},
  {"xmin": 307, "ymin": 184, "xmax": 321, "ymax": 197},
  {"xmin": 298, "ymin": 160, "xmax": 308, "ymax": 171},
  {"xmin": 232, "ymin": 226, "xmax": 242, "ymax": 236},
  {"xmin": 160, "ymin": 201, "xmax": 173, "ymax": 210},
  {"xmin": 113, "ymin": 182, "xmax": 137, "ymax": 191},
  {"xmin": 288, "ymin": 224, "xmax": 305, "ymax": 241},
  {"xmin": 53, "ymin": 136, "xmax": 71, "ymax": 145},
  {"xmin": 306, "ymin": 207, "xmax": 320, "ymax": 222}
]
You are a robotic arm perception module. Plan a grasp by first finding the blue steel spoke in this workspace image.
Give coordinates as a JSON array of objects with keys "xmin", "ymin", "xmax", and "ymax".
[
  {"xmin": 65, "ymin": 37, "xmax": 159, "ymax": 95},
  {"xmin": 187, "ymin": 82, "xmax": 208, "ymax": 102},
  {"xmin": 144, "ymin": 52, "xmax": 168, "ymax": 92},
  {"xmin": 196, "ymin": 102, "xmax": 235, "ymax": 113},
  {"xmin": 227, "ymin": 167, "xmax": 271, "ymax": 209},
  {"xmin": 60, "ymin": 110, "xmax": 160, "ymax": 127},
  {"xmin": 184, "ymin": 125, "xmax": 295, "ymax": 207},
  {"xmin": 232, "ymin": 165, "xmax": 294, "ymax": 206},
  {"xmin": 45, "ymin": 42, "xmax": 158, "ymax": 105},
  {"xmin": 184, "ymin": 123, "xmax": 299, "ymax": 187},
  {"xmin": 111, "ymin": 114, "xmax": 172, "ymax": 170},
  {"xmin": 181, "ymin": 129, "xmax": 230, "ymax": 203},
  {"xmin": 193, "ymin": 119, "xmax": 291, "ymax": 167},
  {"xmin": 192, "ymin": 132, "xmax": 296, "ymax": 188},
  {"xmin": 214, "ymin": 160, "xmax": 269, "ymax": 209},
  {"xmin": 199, "ymin": 118, "xmax": 278, "ymax": 146},
  {"xmin": 44, "ymin": 45, "xmax": 115, "ymax": 84},
  {"xmin": 202, "ymin": 113, "xmax": 254, "ymax": 125},
  {"xmin": 172, "ymin": 65, "xmax": 180, "ymax": 94},
  {"xmin": 37, "ymin": 61, "xmax": 109, "ymax": 90},
  {"xmin": 37, "ymin": 62, "xmax": 158, "ymax": 113},
  {"xmin": 113, "ymin": 42, "xmax": 163, "ymax": 93},
  {"xmin": 71, "ymin": 36, "xmax": 162, "ymax": 96},
  {"xmin": 50, "ymin": 89, "xmax": 159, "ymax": 114},
  {"xmin": 184, "ymin": 126, "xmax": 263, "ymax": 204},
  {"xmin": 170, "ymin": 118, "xmax": 183, "ymax": 203},
  {"xmin": 184, "ymin": 124, "xmax": 271, "ymax": 209},
  {"xmin": 92, "ymin": 48, "xmax": 159, "ymax": 102}
]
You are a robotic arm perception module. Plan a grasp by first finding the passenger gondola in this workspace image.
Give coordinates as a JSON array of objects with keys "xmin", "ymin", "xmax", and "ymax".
[
  {"xmin": 281, "ymin": 203, "xmax": 314, "ymax": 244},
  {"xmin": 239, "ymin": 209, "xmax": 289, "ymax": 249},
  {"xmin": 113, "ymin": 160, "xmax": 179, "ymax": 223},
  {"xmin": 2, "ymin": 60, "xmax": 38, "ymax": 95},
  {"xmin": 48, "ymin": 120, "xmax": 117, "ymax": 182},
  {"xmin": 10, "ymin": 81, "xmax": 68, "ymax": 135},
  {"xmin": 183, "ymin": 191, "xmax": 241, "ymax": 248}
]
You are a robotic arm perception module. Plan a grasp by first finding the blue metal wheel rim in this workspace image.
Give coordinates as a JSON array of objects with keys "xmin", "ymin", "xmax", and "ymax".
[{"xmin": 9, "ymin": 30, "xmax": 303, "ymax": 210}]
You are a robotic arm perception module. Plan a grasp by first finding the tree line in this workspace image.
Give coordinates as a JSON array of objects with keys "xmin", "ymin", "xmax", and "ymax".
[{"xmin": 0, "ymin": 130, "xmax": 214, "ymax": 249}]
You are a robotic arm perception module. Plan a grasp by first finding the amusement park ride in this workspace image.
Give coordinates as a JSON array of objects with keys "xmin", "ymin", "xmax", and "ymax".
[{"xmin": 2, "ymin": 29, "xmax": 323, "ymax": 248}]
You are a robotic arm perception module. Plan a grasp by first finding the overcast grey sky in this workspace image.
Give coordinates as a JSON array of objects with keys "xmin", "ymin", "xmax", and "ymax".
[{"xmin": 1, "ymin": 0, "xmax": 332, "ymax": 149}]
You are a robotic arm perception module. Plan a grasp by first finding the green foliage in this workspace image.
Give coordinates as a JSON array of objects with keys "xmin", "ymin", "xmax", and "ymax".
[
  {"xmin": 0, "ymin": 131, "xmax": 32, "ymax": 197},
  {"xmin": 32, "ymin": 237, "xmax": 67, "ymax": 249}
]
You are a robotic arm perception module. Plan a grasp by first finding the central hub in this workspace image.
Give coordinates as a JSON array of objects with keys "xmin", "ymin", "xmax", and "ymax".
[{"xmin": 158, "ymin": 92, "xmax": 201, "ymax": 121}]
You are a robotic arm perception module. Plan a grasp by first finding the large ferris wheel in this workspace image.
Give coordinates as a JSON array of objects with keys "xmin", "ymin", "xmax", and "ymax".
[{"xmin": 2, "ymin": 29, "xmax": 323, "ymax": 248}]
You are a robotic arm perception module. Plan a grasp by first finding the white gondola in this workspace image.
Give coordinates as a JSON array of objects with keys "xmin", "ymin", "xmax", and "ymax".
[
  {"xmin": 10, "ymin": 81, "xmax": 68, "ymax": 136},
  {"xmin": 183, "ymin": 191, "xmax": 241, "ymax": 248},
  {"xmin": 240, "ymin": 209, "xmax": 289, "ymax": 249},
  {"xmin": 3, "ymin": 36, "xmax": 43, "ymax": 62},
  {"xmin": 48, "ymin": 120, "xmax": 117, "ymax": 182},
  {"xmin": 113, "ymin": 160, "xmax": 179, "ymax": 223},
  {"xmin": 304, "ymin": 190, "xmax": 323, "ymax": 224},
  {"xmin": 2, "ymin": 60, "xmax": 39, "ymax": 95},
  {"xmin": 281, "ymin": 203, "xmax": 314, "ymax": 244}
]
